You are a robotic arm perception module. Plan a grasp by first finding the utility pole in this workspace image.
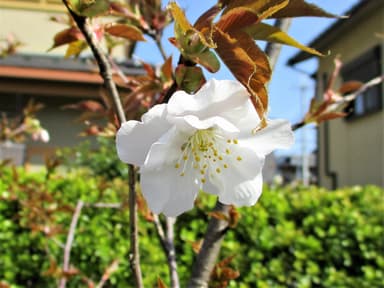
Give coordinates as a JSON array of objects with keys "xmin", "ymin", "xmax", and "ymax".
[{"xmin": 300, "ymin": 80, "xmax": 310, "ymax": 186}]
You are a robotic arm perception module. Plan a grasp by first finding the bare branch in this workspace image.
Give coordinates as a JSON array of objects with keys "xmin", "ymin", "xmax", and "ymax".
[
  {"xmin": 96, "ymin": 260, "xmax": 120, "ymax": 288},
  {"xmin": 128, "ymin": 167, "xmax": 143, "ymax": 287},
  {"xmin": 59, "ymin": 200, "xmax": 84, "ymax": 288},
  {"xmin": 61, "ymin": 1, "xmax": 143, "ymax": 286},
  {"xmin": 153, "ymin": 215, "xmax": 180, "ymax": 288},
  {"xmin": 187, "ymin": 203, "xmax": 230, "ymax": 288}
]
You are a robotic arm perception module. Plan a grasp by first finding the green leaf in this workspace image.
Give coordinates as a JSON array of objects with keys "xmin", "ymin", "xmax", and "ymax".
[
  {"xmin": 175, "ymin": 65, "xmax": 206, "ymax": 94},
  {"xmin": 244, "ymin": 22, "xmax": 323, "ymax": 56},
  {"xmin": 189, "ymin": 50, "xmax": 220, "ymax": 73},
  {"xmin": 69, "ymin": 0, "xmax": 110, "ymax": 17}
]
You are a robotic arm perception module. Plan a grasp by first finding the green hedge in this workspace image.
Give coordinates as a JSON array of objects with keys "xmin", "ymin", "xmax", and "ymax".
[{"xmin": 0, "ymin": 166, "xmax": 383, "ymax": 287}]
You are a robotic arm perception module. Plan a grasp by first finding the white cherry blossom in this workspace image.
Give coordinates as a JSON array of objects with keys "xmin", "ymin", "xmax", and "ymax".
[{"xmin": 116, "ymin": 79, "xmax": 294, "ymax": 216}]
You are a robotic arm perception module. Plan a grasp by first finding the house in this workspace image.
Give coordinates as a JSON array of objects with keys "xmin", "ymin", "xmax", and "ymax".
[
  {"xmin": 0, "ymin": 0, "xmax": 143, "ymax": 164},
  {"xmin": 288, "ymin": 0, "xmax": 384, "ymax": 188}
]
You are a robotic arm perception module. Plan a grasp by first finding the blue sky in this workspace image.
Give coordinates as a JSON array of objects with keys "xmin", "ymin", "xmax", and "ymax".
[{"xmin": 135, "ymin": 0, "xmax": 360, "ymax": 156}]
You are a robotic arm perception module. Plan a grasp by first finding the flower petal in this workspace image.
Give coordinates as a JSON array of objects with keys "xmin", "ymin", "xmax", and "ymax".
[
  {"xmin": 206, "ymin": 143, "xmax": 265, "ymax": 206},
  {"xmin": 170, "ymin": 115, "xmax": 239, "ymax": 135},
  {"xmin": 116, "ymin": 104, "xmax": 170, "ymax": 165},
  {"xmin": 218, "ymin": 173, "xmax": 263, "ymax": 207},
  {"xmin": 240, "ymin": 119, "xmax": 294, "ymax": 156},
  {"xmin": 167, "ymin": 79, "xmax": 249, "ymax": 120},
  {"xmin": 141, "ymin": 163, "xmax": 199, "ymax": 217}
]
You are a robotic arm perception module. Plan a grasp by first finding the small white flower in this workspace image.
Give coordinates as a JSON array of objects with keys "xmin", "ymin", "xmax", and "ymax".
[{"xmin": 116, "ymin": 79, "xmax": 294, "ymax": 216}]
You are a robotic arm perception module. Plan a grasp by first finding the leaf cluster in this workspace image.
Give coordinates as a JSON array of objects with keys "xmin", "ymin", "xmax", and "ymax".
[{"xmin": 0, "ymin": 163, "xmax": 383, "ymax": 287}]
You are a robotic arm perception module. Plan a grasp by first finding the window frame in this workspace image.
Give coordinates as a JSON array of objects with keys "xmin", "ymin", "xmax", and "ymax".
[{"xmin": 341, "ymin": 45, "xmax": 383, "ymax": 120}]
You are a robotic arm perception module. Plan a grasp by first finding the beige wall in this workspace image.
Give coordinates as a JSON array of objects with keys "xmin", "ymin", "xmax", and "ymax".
[
  {"xmin": 0, "ymin": 4, "xmax": 127, "ymax": 58},
  {"xmin": 317, "ymin": 6, "xmax": 384, "ymax": 188}
]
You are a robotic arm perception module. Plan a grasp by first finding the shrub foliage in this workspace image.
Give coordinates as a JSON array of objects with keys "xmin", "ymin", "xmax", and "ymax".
[{"xmin": 0, "ymin": 164, "xmax": 383, "ymax": 287}]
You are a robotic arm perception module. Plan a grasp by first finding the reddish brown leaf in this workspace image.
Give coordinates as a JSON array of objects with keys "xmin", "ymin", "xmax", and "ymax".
[
  {"xmin": 104, "ymin": 23, "xmax": 145, "ymax": 41},
  {"xmin": 228, "ymin": 206, "xmax": 241, "ymax": 228},
  {"xmin": 157, "ymin": 277, "xmax": 168, "ymax": 288},
  {"xmin": 223, "ymin": 0, "xmax": 288, "ymax": 18},
  {"xmin": 316, "ymin": 112, "xmax": 347, "ymax": 123},
  {"xmin": 213, "ymin": 28, "xmax": 271, "ymax": 125},
  {"xmin": 50, "ymin": 27, "xmax": 83, "ymax": 50},
  {"xmin": 194, "ymin": 4, "xmax": 222, "ymax": 31},
  {"xmin": 216, "ymin": 7, "xmax": 260, "ymax": 33},
  {"xmin": 338, "ymin": 80, "xmax": 363, "ymax": 95},
  {"xmin": 62, "ymin": 100, "xmax": 105, "ymax": 112},
  {"xmin": 271, "ymin": 0, "xmax": 340, "ymax": 18},
  {"xmin": 160, "ymin": 56, "xmax": 173, "ymax": 82},
  {"xmin": 191, "ymin": 239, "xmax": 203, "ymax": 254},
  {"xmin": 208, "ymin": 211, "xmax": 229, "ymax": 221}
]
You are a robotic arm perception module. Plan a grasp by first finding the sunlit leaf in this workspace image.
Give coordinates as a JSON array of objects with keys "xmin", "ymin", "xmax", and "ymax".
[
  {"xmin": 216, "ymin": 7, "xmax": 260, "ymax": 33},
  {"xmin": 65, "ymin": 40, "xmax": 88, "ymax": 58},
  {"xmin": 223, "ymin": 0, "xmax": 337, "ymax": 19},
  {"xmin": 168, "ymin": 1, "xmax": 193, "ymax": 35},
  {"xmin": 104, "ymin": 23, "xmax": 145, "ymax": 41},
  {"xmin": 244, "ymin": 22, "xmax": 323, "ymax": 56},
  {"xmin": 271, "ymin": 0, "xmax": 340, "ymax": 18},
  {"xmin": 223, "ymin": 0, "xmax": 288, "ymax": 18},
  {"xmin": 213, "ymin": 28, "xmax": 270, "ymax": 125}
]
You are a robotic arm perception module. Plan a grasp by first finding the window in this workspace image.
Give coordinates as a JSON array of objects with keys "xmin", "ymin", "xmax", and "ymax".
[{"xmin": 341, "ymin": 45, "xmax": 382, "ymax": 118}]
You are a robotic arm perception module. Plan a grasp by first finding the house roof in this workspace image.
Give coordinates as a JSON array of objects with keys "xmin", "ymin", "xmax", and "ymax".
[
  {"xmin": 287, "ymin": 0, "xmax": 383, "ymax": 66},
  {"xmin": 0, "ymin": 53, "xmax": 144, "ymax": 85}
]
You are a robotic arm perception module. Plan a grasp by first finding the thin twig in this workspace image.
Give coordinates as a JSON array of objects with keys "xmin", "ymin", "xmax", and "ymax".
[
  {"xmin": 154, "ymin": 34, "xmax": 168, "ymax": 61},
  {"xmin": 84, "ymin": 202, "xmax": 122, "ymax": 209},
  {"xmin": 96, "ymin": 260, "xmax": 120, "ymax": 288},
  {"xmin": 61, "ymin": 1, "xmax": 143, "ymax": 286},
  {"xmin": 59, "ymin": 200, "xmax": 84, "ymax": 288},
  {"xmin": 128, "ymin": 166, "xmax": 143, "ymax": 287},
  {"xmin": 154, "ymin": 215, "xmax": 180, "ymax": 288},
  {"xmin": 61, "ymin": 0, "xmax": 126, "ymax": 124}
]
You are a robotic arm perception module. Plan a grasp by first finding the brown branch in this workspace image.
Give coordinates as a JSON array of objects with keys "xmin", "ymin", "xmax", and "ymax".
[
  {"xmin": 153, "ymin": 215, "xmax": 180, "ymax": 288},
  {"xmin": 187, "ymin": 203, "xmax": 230, "ymax": 288},
  {"xmin": 187, "ymin": 18, "xmax": 293, "ymax": 287},
  {"xmin": 59, "ymin": 200, "xmax": 84, "ymax": 288},
  {"xmin": 62, "ymin": 1, "xmax": 143, "ymax": 287},
  {"xmin": 128, "ymin": 166, "xmax": 143, "ymax": 287}
]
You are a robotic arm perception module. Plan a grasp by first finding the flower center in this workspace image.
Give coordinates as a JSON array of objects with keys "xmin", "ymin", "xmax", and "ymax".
[{"xmin": 174, "ymin": 128, "xmax": 241, "ymax": 185}]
